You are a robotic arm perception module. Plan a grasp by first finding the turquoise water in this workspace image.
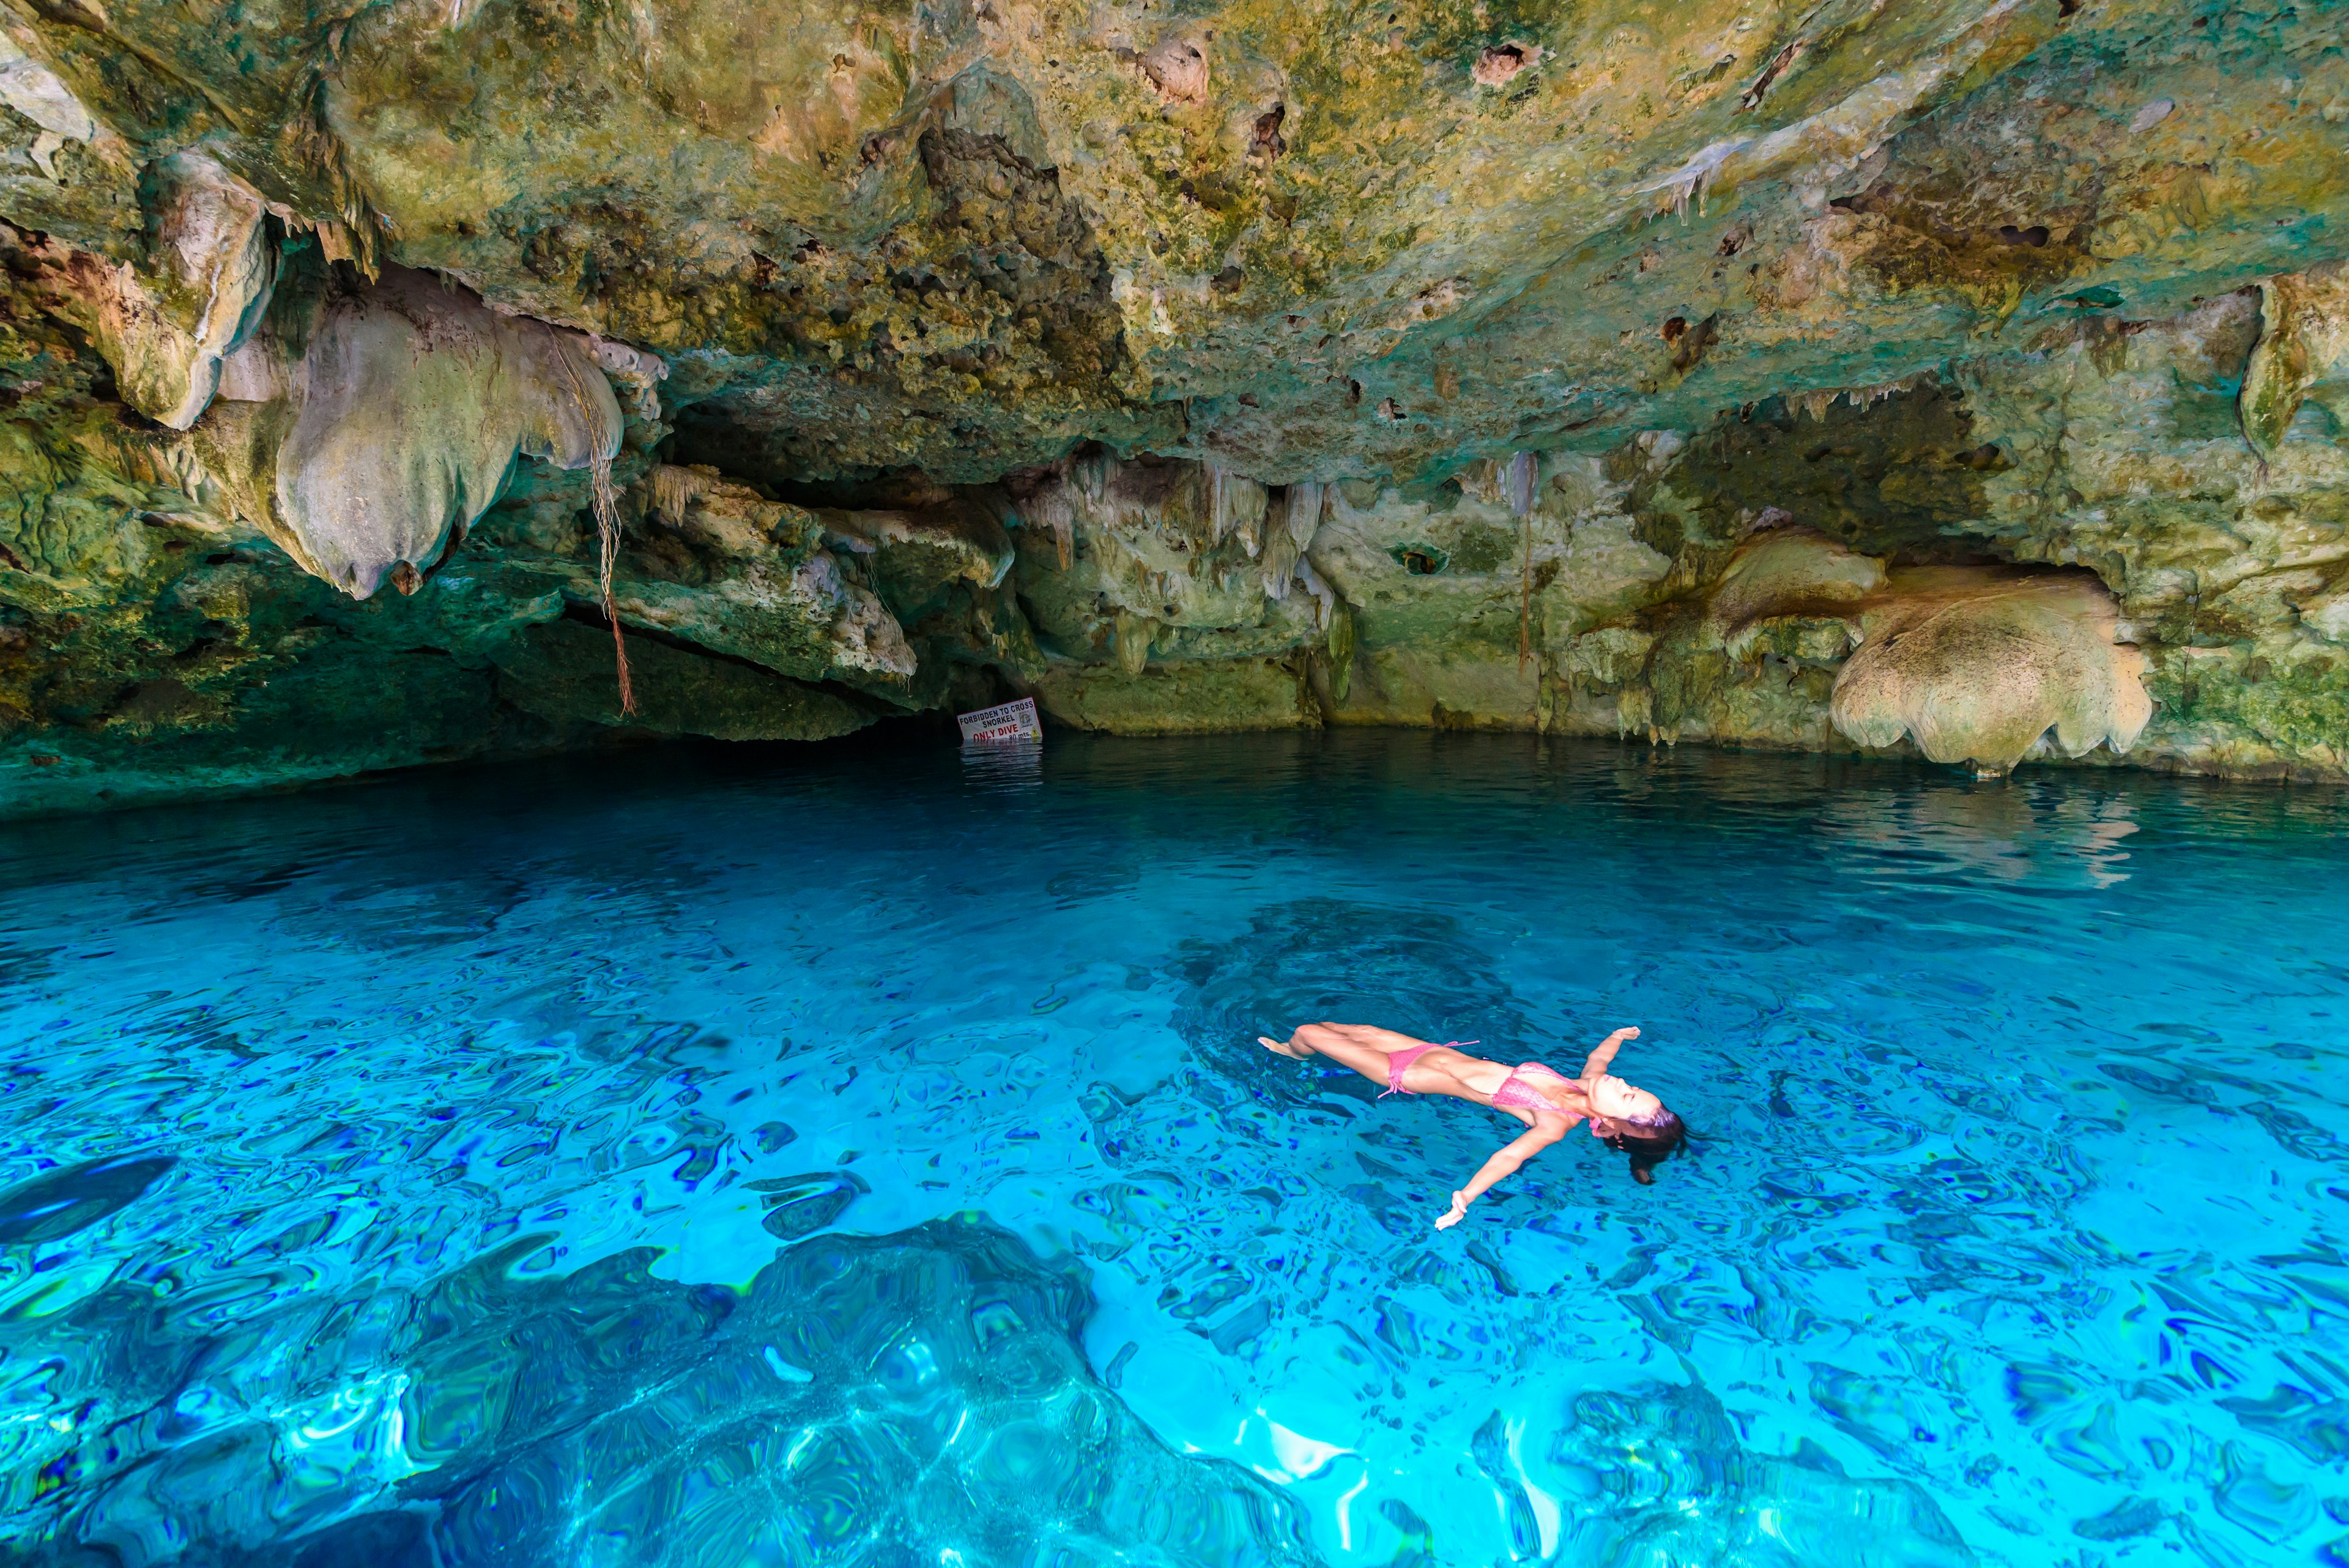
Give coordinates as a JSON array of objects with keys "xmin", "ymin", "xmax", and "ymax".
[{"xmin": 4, "ymin": 732, "xmax": 2348, "ymax": 1567}]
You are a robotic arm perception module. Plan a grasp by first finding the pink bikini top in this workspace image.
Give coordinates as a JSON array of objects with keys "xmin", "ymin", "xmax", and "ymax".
[{"xmin": 1490, "ymin": 1061, "xmax": 1578, "ymax": 1113}]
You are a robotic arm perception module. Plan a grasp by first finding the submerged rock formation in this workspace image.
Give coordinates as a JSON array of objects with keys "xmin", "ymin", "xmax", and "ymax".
[
  {"xmin": 7, "ymin": 1213, "xmax": 1323, "ymax": 1564},
  {"xmin": 0, "ymin": 0, "xmax": 2343, "ymax": 810}
]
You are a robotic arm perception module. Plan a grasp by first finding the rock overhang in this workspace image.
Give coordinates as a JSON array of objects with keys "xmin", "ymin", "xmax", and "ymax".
[{"xmin": 0, "ymin": 0, "xmax": 2342, "ymax": 812}]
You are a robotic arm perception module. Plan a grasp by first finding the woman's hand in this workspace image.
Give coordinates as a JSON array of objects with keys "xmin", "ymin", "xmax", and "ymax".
[
  {"xmin": 1609, "ymin": 1025, "xmax": 1641, "ymax": 1041},
  {"xmin": 1433, "ymin": 1191, "xmax": 1470, "ymax": 1230}
]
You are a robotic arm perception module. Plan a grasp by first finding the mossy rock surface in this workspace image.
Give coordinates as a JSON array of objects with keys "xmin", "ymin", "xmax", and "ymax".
[
  {"xmin": 0, "ymin": 0, "xmax": 2344, "ymax": 805},
  {"xmin": 495, "ymin": 620, "xmax": 877, "ymax": 743}
]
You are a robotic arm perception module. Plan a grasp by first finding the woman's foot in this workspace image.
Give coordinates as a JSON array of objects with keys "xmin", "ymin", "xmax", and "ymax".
[{"xmin": 1258, "ymin": 1035, "xmax": 1309, "ymax": 1059}]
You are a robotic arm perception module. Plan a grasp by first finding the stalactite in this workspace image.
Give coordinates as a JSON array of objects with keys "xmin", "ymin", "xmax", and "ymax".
[
  {"xmin": 1286, "ymin": 482, "xmax": 1325, "ymax": 552},
  {"xmin": 1205, "ymin": 461, "xmax": 1267, "ymax": 557},
  {"xmin": 1262, "ymin": 481, "xmax": 1325, "ymax": 600},
  {"xmin": 649, "ymin": 463, "xmax": 703, "ymax": 527},
  {"xmin": 1295, "ymin": 556, "xmax": 1337, "ymax": 631}
]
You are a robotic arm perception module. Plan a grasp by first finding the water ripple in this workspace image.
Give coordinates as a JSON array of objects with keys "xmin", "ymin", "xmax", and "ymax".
[{"xmin": 2, "ymin": 733, "xmax": 2348, "ymax": 1564}]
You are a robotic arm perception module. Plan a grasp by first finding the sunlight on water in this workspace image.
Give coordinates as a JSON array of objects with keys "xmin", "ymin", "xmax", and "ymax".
[{"xmin": 4, "ymin": 732, "xmax": 2348, "ymax": 1566}]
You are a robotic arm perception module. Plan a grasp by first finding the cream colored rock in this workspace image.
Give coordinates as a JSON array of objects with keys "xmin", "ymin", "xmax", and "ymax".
[
  {"xmin": 589, "ymin": 337, "xmax": 669, "ymax": 423},
  {"xmin": 784, "ymin": 554, "xmax": 916, "ymax": 679},
  {"xmin": 1702, "ymin": 528, "xmax": 1885, "ymax": 659},
  {"xmin": 1135, "ymin": 32, "xmax": 1210, "ymax": 103},
  {"xmin": 1205, "ymin": 463, "xmax": 1268, "ymax": 556},
  {"xmin": 1633, "ymin": 0, "xmax": 2047, "ymax": 217},
  {"xmin": 623, "ymin": 465, "xmax": 916, "ymax": 683},
  {"xmin": 821, "ymin": 506, "xmax": 1012, "ymax": 587},
  {"xmin": 1561, "ymin": 626, "xmax": 1653, "ymax": 688},
  {"xmin": 1260, "ymin": 481, "xmax": 1324, "ymax": 600},
  {"xmin": 1012, "ymin": 453, "xmax": 1325, "ymax": 655},
  {"xmin": 1830, "ymin": 569, "xmax": 2152, "ymax": 775},
  {"xmin": 91, "ymin": 152, "xmax": 274, "ymax": 431},
  {"xmin": 0, "ymin": 34, "xmax": 98, "ymax": 177},
  {"xmin": 2294, "ymin": 581, "xmax": 2349, "ymax": 644},
  {"xmin": 268, "ymin": 267, "xmax": 621, "ymax": 598},
  {"xmin": 820, "ymin": 497, "xmax": 1017, "ymax": 637},
  {"xmin": 133, "ymin": 265, "xmax": 623, "ymax": 601}
]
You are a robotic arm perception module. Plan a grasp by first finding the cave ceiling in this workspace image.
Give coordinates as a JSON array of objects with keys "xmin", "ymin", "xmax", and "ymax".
[
  {"xmin": 1, "ymin": 0, "xmax": 2347, "ymax": 813},
  {"xmin": 8, "ymin": 0, "xmax": 2334, "ymax": 485}
]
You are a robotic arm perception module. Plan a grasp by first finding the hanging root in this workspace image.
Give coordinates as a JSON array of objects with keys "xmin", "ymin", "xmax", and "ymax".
[
  {"xmin": 557, "ymin": 351, "xmax": 635, "ymax": 716},
  {"xmin": 558, "ymin": 352, "xmax": 644, "ymax": 715},
  {"xmin": 589, "ymin": 448, "xmax": 634, "ymax": 716}
]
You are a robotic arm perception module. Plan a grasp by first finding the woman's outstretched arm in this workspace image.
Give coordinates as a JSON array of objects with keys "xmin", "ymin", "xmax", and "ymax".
[
  {"xmin": 1433, "ymin": 1121, "xmax": 1567, "ymax": 1228},
  {"xmin": 1576, "ymin": 1024, "xmax": 1640, "ymax": 1082}
]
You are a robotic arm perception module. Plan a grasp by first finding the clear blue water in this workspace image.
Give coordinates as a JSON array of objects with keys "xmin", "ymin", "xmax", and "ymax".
[{"xmin": 4, "ymin": 732, "xmax": 2349, "ymax": 1567}]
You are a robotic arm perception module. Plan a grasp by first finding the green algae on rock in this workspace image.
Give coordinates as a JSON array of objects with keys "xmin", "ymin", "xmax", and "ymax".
[{"xmin": 0, "ymin": 0, "xmax": 2343, "ymax": 812}]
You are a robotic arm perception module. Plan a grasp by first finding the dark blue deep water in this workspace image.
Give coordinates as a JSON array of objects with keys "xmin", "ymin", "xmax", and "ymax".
[{"xmin": 4, "ymin": 731, "xmax": 2349, "ymax": 1567}]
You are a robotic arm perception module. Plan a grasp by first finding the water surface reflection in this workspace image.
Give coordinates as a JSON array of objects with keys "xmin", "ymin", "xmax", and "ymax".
[{"xmin": 2, "ymin": 733, "xmax": 2346, "ymax": 1566}]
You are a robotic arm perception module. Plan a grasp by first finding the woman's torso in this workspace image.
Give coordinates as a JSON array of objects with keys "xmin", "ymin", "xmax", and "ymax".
[{"xmin": 1406, "ymin": 1046, "xmax": 1585, "ymax": 1117}]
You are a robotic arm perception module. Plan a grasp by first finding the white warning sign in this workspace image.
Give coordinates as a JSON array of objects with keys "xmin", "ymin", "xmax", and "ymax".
[{"xmin": 957, "ymin": 697, "xmax": 1043, "ymax": 744}]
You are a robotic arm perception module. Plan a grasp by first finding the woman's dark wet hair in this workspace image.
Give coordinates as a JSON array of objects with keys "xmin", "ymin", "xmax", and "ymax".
[{"xmin": 1602, "ymin": 1110, "xmax": 1687, "ymax": 1185}]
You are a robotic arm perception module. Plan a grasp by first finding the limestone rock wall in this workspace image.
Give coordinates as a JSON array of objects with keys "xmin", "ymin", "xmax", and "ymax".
[{"xmin": 0, "ymin": 0, "xmax": 2342, "ymax": 811}]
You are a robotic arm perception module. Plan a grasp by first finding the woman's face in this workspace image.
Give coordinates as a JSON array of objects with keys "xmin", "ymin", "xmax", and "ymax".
[{"xmin": 1587, "ymin": 1074, "xmax": 1662, "ymax": 1123}]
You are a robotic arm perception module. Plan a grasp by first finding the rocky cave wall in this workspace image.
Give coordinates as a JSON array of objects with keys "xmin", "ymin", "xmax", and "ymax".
[{"xmin": 0, "ymin": 0, "xmax": 2342, "ymax": 813}]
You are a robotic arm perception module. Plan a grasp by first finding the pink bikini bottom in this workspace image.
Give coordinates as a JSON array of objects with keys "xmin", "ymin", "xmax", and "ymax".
[{"xmin": 1381, "ymin": 1041, "xmax": 1472, "ymax": 1096}]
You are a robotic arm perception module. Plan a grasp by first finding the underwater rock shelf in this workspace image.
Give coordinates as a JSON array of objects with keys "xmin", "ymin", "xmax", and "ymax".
[
  {"xmin": 7, "ymin": 1210, "xmax": 1323, "ymax": 1566},
  {"xmin": 0, "ymin": 0, "xmax": 2344, "ymax": 812}
]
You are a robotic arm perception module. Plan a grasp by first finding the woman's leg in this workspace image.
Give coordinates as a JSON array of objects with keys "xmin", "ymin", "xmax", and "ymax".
[
  {"xmin": 1258, "ymin": 1022, "xmax": 1419, "ymax": 1087},
  {"xmin": 1258, "ymin": 1023, "xmax": 1318, "ymax": 1060}
]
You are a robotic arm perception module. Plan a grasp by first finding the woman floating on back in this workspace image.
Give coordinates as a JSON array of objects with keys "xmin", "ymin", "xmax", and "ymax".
[{"xmin": 1258, "ymin": 1022, "xmax": 1685, "ymax": 1226}]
